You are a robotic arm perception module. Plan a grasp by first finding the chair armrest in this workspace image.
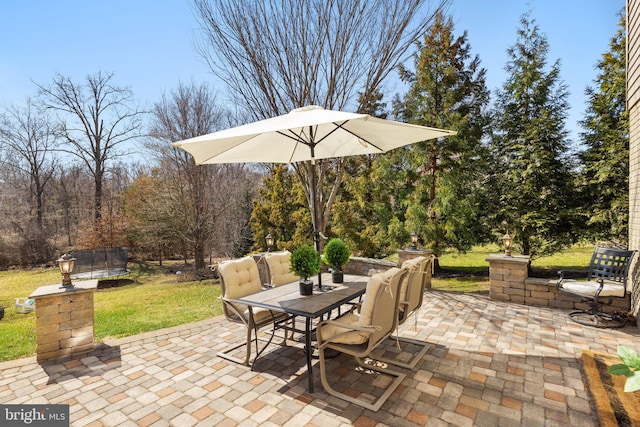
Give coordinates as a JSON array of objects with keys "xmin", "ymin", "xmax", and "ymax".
[
  {"xmin": 221, "ymin": 297, "xmax": 251, "ymax": 326},
  {"xmin": 556, "ymin": 270, "xmax": 565, "ymax": 289},
  {"xmin": 317, "ymin": 319, "xmax": 380, "ymax": 347}
]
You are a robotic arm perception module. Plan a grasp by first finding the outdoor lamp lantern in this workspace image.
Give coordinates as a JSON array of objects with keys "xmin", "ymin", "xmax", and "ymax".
[
  {"xmin": 410, "ymin": 231, "xmax": 419, "ymax": 250},
  {"xmin": 265, "ymin": 233, "xmax": 274, "ymax": 252},
  {"xmin": 502, "ymin": 233, "xmax": 513, "ymax": 257},
  {"xmin": 57, "ymin": 253, "xmax": 76, "ymax": 288}
]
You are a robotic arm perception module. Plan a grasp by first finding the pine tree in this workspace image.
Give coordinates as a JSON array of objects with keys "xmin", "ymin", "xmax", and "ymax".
[
  {"xmin": 579, "ymin": 14, "xmax": 628, "ymax": 244},
  {"xmin": 232, "ymin": 190, "xmax": 255, "ymax": 258},
  {"xmin": 489, "ymin": 13, "xmax": 576, "ymax": 256},
  {"xmin": 331, "ymin": 89, "xmax": 400, "ymax": 258},
  {"xmin": 393, "ymin": 12, "xmax": 490, "ymax": 252},
  {"xmin": 250, "ymin": 165, "xmax": 312, "ymax": 252}
]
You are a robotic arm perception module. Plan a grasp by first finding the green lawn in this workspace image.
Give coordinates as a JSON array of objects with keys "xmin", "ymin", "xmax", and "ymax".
[
  {"xmin": 0, "ymin": 262, "xmax": 221, "ymax": 362},
  {"xmin": 436, "ymin": 243, "xmax": 594, "ymax": 271}
]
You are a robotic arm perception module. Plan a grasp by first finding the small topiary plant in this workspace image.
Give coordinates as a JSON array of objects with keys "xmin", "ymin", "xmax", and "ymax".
[
  {"xmin": 323, "ymin": 238, "xmax": 351, "ymax": 271},
  {"xmin": 609, "ymin": 345, "xmax": 640, "ymax": 392},
  {"xmin": 290, "ymin": 245, "xmax": 322, "ymax": 282}
]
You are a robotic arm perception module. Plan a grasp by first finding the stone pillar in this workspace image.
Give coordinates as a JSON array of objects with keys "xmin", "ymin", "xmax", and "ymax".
[
  {"xmin": 486, "ymin": 254, "xmax": 530, "ymax": 304},
  {"xmin": 397, "ymin": 248, "xmax": 434, "ymax": 268},
  {"xmin": 397, "ymin": 248, "xmax": 435, "ymax": 290},
  {"xmin": 29, "ymin": 280, "xmax": 98, "ymax": 363}
]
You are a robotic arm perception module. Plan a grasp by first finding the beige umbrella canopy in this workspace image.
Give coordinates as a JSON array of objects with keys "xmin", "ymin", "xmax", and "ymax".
[
  {"xmin": 172, "ymin": 105, "xmax": 456, "ymax": 164},
  {"xmin": 172, "ymin": 105, "xmax": 456, "ymax": 280}
]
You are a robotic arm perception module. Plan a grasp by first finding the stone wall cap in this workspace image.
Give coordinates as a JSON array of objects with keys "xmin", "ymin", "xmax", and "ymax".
[
  {"xmin": 397, "ymin": 248, "xmax": 434, "ymax": 255},
  {"xmin": 486, "ymin": 254, "xmax": 531, "ymax": 264},
  {"xmin": 30, "ymin": 279, "xmax": 99, "ymax": 298},
  {"xmin": 349, "ymin": 257, "xmax": 396, "ymax": 267}
]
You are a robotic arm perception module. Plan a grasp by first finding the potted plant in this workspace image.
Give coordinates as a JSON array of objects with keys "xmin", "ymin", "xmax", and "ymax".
[
  {"xmin": 290, "ymin": 245, "xmax": 322, "ymax": 295},
  {"xmin": 323, "ymin": 238, "xmax": 351, "ymax": 283}
]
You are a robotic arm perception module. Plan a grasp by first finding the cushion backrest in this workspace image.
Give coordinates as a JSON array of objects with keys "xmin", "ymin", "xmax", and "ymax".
[
  {"xmin": 218, "ymin": 257, "xmax": 262, "ymax": 299},
  {"xmin": 264, "ymin": 251, "xmax": 299, "ymax": 286},
  {"xmin": 399, "ymin": 256, "xmax": 426, "ymax": 307},
  {"xmin": 359, "ymin": 267, "xmax": 407, "ymax": 346}
]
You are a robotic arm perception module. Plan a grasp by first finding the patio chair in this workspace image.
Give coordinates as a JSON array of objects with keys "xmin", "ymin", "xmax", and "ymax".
[
  {"xmin": 316, "ymin": 267, "xmax": 408, "ymax": 412},
  {"xmin": 263, "ymin": 251, "xmax": 299, "ymax": 286},
  {"xmin": 15, "ymin": 297, "xmax": 35, "ymax": 314},
  {"xmin": 376, "ymin": 254, "xmax": 436, "ymax": 369},
  {"xmin": 217, "ymin": 256, "xmax": 291, "ymax": 366},
  {"xmin": 556, "ymin": 246, "xmax": 636, "ymax": 328}
]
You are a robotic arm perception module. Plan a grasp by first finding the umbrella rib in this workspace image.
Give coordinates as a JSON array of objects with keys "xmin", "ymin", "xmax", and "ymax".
[
  {"xmin": 277, "ymin": 129, "xmax": 313, "ymax": 163},
  {"xmin": 317, "ymin": 121, "xmax": 384, "ymax": 153}
]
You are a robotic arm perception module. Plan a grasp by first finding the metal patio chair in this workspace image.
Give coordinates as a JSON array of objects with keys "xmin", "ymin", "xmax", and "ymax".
[
  {"xmin": 375, "ymin": 254, "xmax": 436, "ymax": 369},
  {"xmin": 217, "ymin": 256, "xmax": 291, "ymax": 366},
  {"xmin": 263, "ymin": 250, "xmax": 299, "ymax": 287},
  {"xmin": 556, "ymin": 246, "xmax": 636, "ymax": 328},
  {"xmin": 316, "ymin": 267, "xmax": 408, "ymax": 412}
]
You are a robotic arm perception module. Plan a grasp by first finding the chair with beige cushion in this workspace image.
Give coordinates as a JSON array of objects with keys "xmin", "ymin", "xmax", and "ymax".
[
  {"xmin": 376, "ymin": 254, "xmax": 435, "ymax": 369},
  {"xmin": 316, "ymin": 267, "xmax": 408, "ymax": 412},
  {"xmin": 217, "ymin": 256, "xmax": 291, "ymax": 366},
  {"xmin": 263, "ymin": 251, "xmax": 299, "ymax": 286},
  {"xmin": 557, "ymin": 246, "xmax": 636, "ymax": 328}
]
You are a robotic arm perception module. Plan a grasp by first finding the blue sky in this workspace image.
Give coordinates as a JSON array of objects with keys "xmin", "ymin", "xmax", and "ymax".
[{"xmin": 0, "ymin": 0, "xmax": 625, "ymax": 143}]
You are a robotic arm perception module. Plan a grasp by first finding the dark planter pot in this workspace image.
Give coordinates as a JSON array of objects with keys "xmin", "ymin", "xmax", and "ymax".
[
  {"xmin": 299, "ymin": 280, "xmax": 314, "ymax": 296},
  {"xmin": 331, "ymin": 270, "xmax": 344, "ymax": 284}
]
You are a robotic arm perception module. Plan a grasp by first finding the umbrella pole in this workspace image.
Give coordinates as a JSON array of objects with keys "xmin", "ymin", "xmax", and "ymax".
[{"xmin": 310, "ymin": 157, "xmax": 322, "ymax": 289}]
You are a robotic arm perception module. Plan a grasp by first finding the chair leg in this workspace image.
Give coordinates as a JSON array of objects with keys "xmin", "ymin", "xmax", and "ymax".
[
  {"xmin": 568, "ymin": 310, "xmax": 626, "ymax": 328},
  {"xmin": 218, "ymin": 315, "xmax": 292, "ymax": 367},
  {"xmin": 216, "ymin": 341, "xmax": 252, "ymax": 366},
  {"xmin": 375, "ymin": 335, "xmax": 430, "ymax": 370},
  {"xmin": 567, "ymin": 297, "xmax": 626, "ymax": 328},
  {"xmin": 319, "ymin": 347, "xmax": 406, "ymax": 412},
  {"xmin": 216, "ymin": 323, "xmax": 257, "ymax": 366}
]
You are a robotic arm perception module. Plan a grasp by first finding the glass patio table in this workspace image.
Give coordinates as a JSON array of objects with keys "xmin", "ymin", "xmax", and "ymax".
[{"xmin": 227, "ymin": 273, "xmax": 368, "ymax": 393}]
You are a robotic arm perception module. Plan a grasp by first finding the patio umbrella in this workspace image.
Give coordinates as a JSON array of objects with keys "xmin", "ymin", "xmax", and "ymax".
[{"xmin": 172, "ymin": 105, "xmax": 456, "ymax": 281}]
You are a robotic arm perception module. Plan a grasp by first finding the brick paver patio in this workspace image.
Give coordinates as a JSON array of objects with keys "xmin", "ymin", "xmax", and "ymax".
[{"xmin": 2, "ymin": 290, "xmax": 640, "ymax": 426}]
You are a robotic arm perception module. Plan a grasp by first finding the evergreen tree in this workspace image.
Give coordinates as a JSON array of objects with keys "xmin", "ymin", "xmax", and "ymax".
[
  {"xmin": 250, "ymin": 165, "xmax": 312, "ymax": 252},
  {"xmin": 489, "ymin": 14, "xmax": 576, "ymax": 256},
  {"xmin": 232, "ymin": 189, "xmax": 255, "ymax": 258},
  {"xmin": 579, "ymin": 14, "xmax": 628, "ymax": 244},
  {"xmin": 331, "ymin": 89, "xmax": 401, "ymax": 258},
  {"xmin": 393, "ymin": 12, "xmax": 491, "ymax": 252}
]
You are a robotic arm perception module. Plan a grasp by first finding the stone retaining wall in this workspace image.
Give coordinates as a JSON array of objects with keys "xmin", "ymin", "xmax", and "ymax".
[
  {"xmin": 343, "ymin": 257, "xmax": 397, "ymax": 276},
  {"xmin": 487, "ymin": 254, "xmax": 631, "ymax": 313}
]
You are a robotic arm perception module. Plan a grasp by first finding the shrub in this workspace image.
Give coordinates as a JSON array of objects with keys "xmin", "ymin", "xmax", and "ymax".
[
  {"xmin": 323, "ymin": 238, "xmax": 350, "ymax": 270},
  {"xmin": 290, "ymin": 245, "xmax": 322, "ymax": 280}
]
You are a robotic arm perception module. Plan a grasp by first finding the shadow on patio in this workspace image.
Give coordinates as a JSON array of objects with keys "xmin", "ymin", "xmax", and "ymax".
[{"xmin": 2, "ymin": 290, "xmax": 640, "ymax": 426}]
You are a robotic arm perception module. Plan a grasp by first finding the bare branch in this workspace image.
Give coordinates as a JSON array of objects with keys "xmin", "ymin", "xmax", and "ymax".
[
  {"xmin": 35, "ymin": 71, "xmax": 145, "ymax": 221},
  {"xmin": 193, "ymin": 0, "xmax": 450, "ymax": 237}
]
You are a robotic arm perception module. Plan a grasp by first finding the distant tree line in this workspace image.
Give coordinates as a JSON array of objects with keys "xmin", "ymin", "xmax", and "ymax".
[{"xmin": 0, "ymin": 1, "xmax": 628, "ymax": 269}]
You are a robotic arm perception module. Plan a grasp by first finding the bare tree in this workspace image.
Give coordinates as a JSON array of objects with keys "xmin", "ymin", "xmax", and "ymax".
[
  {"xmin": 193, "ymin": 0, "xmax": 450, "ymax": 244},
  {"xmin": 35, "ymin": 71, "xmax": 144, "ymax": 224},
  {"xmin": 0, "ymin": 99, "xmax": 58, "ymax": 263},
  {"xmin": 147, "ymin": 81, "xmax": 254, "ymax": 268},
  {"xmin": 0, "ymin": 99, "xmax": 58, "ymax": 233}
]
